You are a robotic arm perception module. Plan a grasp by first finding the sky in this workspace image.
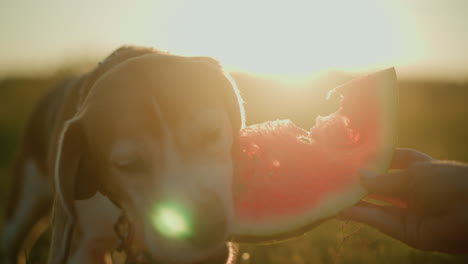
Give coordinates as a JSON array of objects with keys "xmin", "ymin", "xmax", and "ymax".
[{"xmin": 0, "ymin": 0, "xmax": 467, "ymax": 80}]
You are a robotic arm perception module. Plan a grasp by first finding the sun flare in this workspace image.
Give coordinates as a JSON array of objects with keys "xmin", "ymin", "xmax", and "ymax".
[{"xmin": 157, "ymin": 0, "xmax": 414, "ymax": 79}]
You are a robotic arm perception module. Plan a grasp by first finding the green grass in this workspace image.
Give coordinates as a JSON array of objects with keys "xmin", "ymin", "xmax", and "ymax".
[
  {"xmin": 237, "ymin": 220, "xmax": 468, "ymax": 264},
  {"xmin": 1, "ymin": 72, "xmax": 468, "ymax": 263}
]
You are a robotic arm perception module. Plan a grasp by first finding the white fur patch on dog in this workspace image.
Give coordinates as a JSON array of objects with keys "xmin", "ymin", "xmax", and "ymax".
[{"xmin": 1, "ymin": 159, "xmax": 51, "ymax": 260}]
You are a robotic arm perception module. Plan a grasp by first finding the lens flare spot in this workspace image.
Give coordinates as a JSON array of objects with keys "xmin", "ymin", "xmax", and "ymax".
[{"xmin": 152, "ymin": 205, "xmax": 191, "ymax": 238}]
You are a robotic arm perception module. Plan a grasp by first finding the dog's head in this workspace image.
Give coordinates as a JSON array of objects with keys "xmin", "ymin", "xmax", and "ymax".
[{"xmin": 55, "ymin": 47, "xmax": 244, "ymax": 263}]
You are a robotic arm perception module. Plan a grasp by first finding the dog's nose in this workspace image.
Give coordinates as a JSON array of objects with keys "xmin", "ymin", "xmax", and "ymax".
[{"xmin": 188, "ymin": 193, "xmax": 228, "ymax": 248}]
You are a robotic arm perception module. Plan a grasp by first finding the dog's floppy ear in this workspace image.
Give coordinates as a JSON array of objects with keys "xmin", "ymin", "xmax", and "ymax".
[
  {"xmin": 51, "ymin": 116, "xmax": 99, "ymax": 262},
  {"xmin": 55, "ymin": 117, "xmax": 98, "ymax": 218}
]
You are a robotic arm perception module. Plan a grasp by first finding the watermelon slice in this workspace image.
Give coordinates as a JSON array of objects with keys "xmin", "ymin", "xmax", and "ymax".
[{"xmin": 231, "ymin": 68, "xmax": 397, "ymax": 242}]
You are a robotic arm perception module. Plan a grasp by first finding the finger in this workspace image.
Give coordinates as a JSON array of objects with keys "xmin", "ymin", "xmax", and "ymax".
[
  {"xmin": 339, "ymin": 201, "xmax": 406, "ymax": 220},
  {"xmin": 390, "ymin": 148, "xmax": 433, "ymax": 169},
  {"xmin": 360, "ymin": 169, "xmax": 409, "ymax": 196},
  {"xmin": 366, "ymin": 194, "xmax": 408, "ymax": 208},
  {"xmin": 338, "ymin": 202, "xmax": 407, "ymax": 243}
]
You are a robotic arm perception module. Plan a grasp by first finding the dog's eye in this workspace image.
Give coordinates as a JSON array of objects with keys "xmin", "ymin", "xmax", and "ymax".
[
  {"xmin": 200, "ymin": 128, "xmax": 221, "ymax": 147},
  {"xmin": 115, "ymin": 157, "xmax": 148, "ymax": 174}
]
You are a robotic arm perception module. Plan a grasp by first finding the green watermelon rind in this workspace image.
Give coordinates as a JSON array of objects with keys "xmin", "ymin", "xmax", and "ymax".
[{"xmin": 230, "ymin": 68, "xmax": 398, "ymax": 243}]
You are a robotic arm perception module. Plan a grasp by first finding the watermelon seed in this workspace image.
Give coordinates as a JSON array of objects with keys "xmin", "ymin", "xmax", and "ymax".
[
  {"xmin": 298, "ymin": 136, "xmax": 312, "ymax": 143},
  {"xmin": 272, "ymin": 159, "xmax": 280, "ymax": 167}
]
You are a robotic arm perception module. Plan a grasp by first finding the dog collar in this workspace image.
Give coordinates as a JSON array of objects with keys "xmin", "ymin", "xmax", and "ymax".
[{"xmin": 114, "ymin": 213, "xmax": 156, "ymax": 263}]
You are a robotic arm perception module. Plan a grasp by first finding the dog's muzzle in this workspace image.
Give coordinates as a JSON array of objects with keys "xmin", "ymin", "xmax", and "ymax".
[{"xmin": 115, "ymin": 192, "xmax": 229, "ymax": 263}]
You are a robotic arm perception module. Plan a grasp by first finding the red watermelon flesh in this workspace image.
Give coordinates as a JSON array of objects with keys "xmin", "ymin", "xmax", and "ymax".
[{"xmin": 231, "ymin": 68, "xmax": 397, "ymax": 242}]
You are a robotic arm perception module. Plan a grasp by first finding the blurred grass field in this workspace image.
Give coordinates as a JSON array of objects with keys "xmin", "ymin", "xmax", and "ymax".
[{"xmin": 1, "ymin": 69, "xmax": 468, "ymax": 263}]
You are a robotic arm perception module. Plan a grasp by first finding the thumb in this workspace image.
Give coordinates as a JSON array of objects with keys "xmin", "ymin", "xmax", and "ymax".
[
  {"xmin": 338, "ymin": 202, "xmax": 407, "ymax": 243},
  {"xmin": 390, "ymin": 148, "xmax": 433, "ymax": 169},
  {"xmin": 360, "ymin": 169, "xmax": 410, "ymax": 196}
]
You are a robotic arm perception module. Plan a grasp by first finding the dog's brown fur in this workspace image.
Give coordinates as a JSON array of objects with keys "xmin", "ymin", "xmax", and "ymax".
[{"xmin": 2, "ymin": 46, "xmax": 244, "ymax": 264}]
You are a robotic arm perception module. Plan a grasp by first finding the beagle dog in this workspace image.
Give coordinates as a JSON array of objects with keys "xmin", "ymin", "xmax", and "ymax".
[{"xmin": 1, "ymin": 46, "xmax": 244, "ymax": 264}]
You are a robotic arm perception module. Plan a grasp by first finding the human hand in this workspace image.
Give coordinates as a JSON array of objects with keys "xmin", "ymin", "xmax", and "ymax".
[{"xmin": 339, "ymin": 148, "xmax": 468, "ymax": 255}]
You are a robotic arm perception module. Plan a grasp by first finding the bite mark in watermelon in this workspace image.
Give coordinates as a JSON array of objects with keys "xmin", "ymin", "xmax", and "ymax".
[{"xmin": 231, "ymin": 68, "xmax": 397, "ymax": 242}]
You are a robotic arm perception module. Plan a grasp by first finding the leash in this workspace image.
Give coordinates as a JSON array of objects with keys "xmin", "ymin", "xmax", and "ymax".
[{"xmin": 114, "ymin": 213, "xmax": 155, "ymax": 264}]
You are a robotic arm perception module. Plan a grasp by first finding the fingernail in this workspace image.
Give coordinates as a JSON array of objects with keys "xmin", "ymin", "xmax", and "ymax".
[{"xmin": 359, "ymin": 169, "xmax": 378, "ymax": 183}]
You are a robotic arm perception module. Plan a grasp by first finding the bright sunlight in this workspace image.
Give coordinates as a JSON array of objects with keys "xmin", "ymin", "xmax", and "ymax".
[
  {"xmin": 161, "ymin": 0, "xmax": 418, "ymax": 78},
  {"xmin": 2, "ymin": 0, "xmax": 467, "ymax": 80}
]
